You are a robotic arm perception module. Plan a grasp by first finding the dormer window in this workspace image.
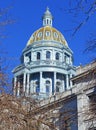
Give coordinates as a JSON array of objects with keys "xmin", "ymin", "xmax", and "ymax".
[
  {"xmin": 38, "ymin": 32, "xmax": 42, "ymax": 37},
  {"xmin": 54, "ymin": 32, "xmax": 58, "ymax": 38},
  {"xmin": 46, "ymin": 31, "xmax": 50, "ymax": 36}
]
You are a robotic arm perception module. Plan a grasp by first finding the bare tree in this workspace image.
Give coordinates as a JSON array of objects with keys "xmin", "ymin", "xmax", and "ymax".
[{"xmin": 0, "ymin": 4, "xmax": 15, "ymax": 92}]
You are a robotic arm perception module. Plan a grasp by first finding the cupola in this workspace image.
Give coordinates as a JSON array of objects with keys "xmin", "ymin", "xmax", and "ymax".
[{"xmin": 42, "ymin": 7, "xmax": 53, "ymax": 27}]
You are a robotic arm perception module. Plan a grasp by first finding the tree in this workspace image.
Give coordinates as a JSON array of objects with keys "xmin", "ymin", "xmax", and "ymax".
[
  {"xmin": 70, "ymin": 0, "xmax": 96, "ymax": 59},
  {"xmin": 0, "ymin": 4, "xmax": 15, "ymax": 93}
]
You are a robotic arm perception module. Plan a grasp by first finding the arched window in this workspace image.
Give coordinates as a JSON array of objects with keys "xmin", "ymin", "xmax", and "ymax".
[
  {"xmin": 56, "ymin": 81, "xmax": 61, "ymax": 92},
  {"xmin": 54, "ymin": 32, "xmax": 58, "ymax": 38},
  {"xmin": 26, "ymin": 52, "xmax": 31, "ymax": 62},
  {"xmin": 35, "ymin": 80, "xmax": 40, "ymax": 93},
  {"xmin": 46, "ymin": 31, "xmax": 50, "ymax": 36},
  {"xmin": 46, "ymin": 85, "xmax": 50, "ymax": 93},
  {"xmin": 46, "ymin": 51, "xmax": 50, "ymax": 59},
  {"xmin": 36, "ymin": 86, "xmax": 40, "ymax": 93},
  {"xmin": 46, "ymin": 80, "xmax": 50, "ymax": 84},
  {"xmin": 46, "ymin": 80, "xmax": 50, "ymax": 93},
  {"xmin": 37, "ymin": 52, "xmax": 40, "ymax": 60},
  {"xmin": 38, "ymin": 32, "xmax": 42, "ymax": 37},
  {"xmin": 56, "ymin": 52, "xmax": 60, "ymax": 60},
  {"xmin": 56, "ymin": 86, "xmax": 59, "ymax": 92}
]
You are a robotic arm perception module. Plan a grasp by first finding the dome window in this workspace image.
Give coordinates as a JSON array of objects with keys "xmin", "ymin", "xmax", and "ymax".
[
  {"xmin": 37, "ymin": 52, "xmax": 41, "ymax": 60},
  {"xmin": 38, "ymin": 32, "xmax": 42, "ymax": 37},
  {"xmin": 54, "ymin": 32, "xmax": 58, "ymax": 38},
  {"xmin": 56, "ymin": 52, "xmax": 60, "ymax": 60},
  {"xmin": 46, "ymin": 51, "xmax": 51, "ymax": 59},
  {"xmin": 25, "ymin": 52, "xmax": 31, "ymax": 62},
  {"xmin": 46, "ymin": 31, "xmax": 50, "ymax": 36}
]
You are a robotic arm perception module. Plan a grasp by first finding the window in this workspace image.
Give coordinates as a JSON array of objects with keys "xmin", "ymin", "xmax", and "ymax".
[
  {"xmin": 56, "ymin": 52, "xmax": 60, "ymax": 60},
  {"xmin": 47, "ymin": 19, "xmax": 49, "ymax": 24},
  {"xmin": 44, "ymin": 20, "xmax": 46, "ymax": 25},
  {"xmin": 46, "ymin": 85, "xmax": 50, "ymax": 93},
  {"xmin": 56, "ymin": 86, "xmax": 59, "ymax": 92},
  {"xmin": 37, "ymin": 52, "xmax": 40, "ymax": 60},
  {"xmin": 35, "ymin": 80, "xmax": 39, "ymax": 93},
  {"xmin": 56, "ymin": 81, "xmax": 61, "ymax": 92},
  {"xmin": 46, "ymin": 31, "xmax": 50, "ymax": 36},
  {"xmin": 36, "ymin": 86, "xmax": 40, "ymax": 93},
  {"xmin": 38, "ymin": 32, "xmax": 42, "ymax": 37},
  {"xmin": 56, "ymin": 81, "xmax": 61, "ymax": 86},
  {"xmin": 26, "ymin": 52, "xmax": 31, "ymax": 62},
  {"xmin": 64, "ymin": 53, "xmax": 70, "ymax": 63},
  {"xmin": 54, "ymin": 32, "xmax": 58, "ymax": 38},
  {"xmin": 46, "ymin": 80, "xmax": 50, "ymax": 93},
  {"xmin": 46, "ymin": 80, "xmax": 50, "ymax": 84},
  {"xmin": 46, "ymin": 51, "xmax": 50, "ymax": 59}
]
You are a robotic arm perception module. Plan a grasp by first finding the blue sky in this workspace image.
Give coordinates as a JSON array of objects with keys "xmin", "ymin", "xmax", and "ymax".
[{"xmin": 0, "ymin": 0, "xmax": 96, "ymax": 78}]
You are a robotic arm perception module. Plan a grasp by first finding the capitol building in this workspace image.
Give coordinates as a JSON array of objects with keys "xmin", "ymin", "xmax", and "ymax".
[
  {"xmin": 12, "ymin": 8, "xmax": 96, "ymax": 130},
  {"xmin": 13, "ymin": 8, "xmax": 76, "ymax": 99}
]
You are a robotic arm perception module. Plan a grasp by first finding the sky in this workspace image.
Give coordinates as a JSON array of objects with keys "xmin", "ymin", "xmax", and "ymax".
[{"xmin": 0, "ymin": 0, "xmax": 96, "ymax": 84}]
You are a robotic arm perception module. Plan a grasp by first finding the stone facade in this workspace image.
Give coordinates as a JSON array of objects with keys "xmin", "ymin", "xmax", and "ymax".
[{"xmin": 34, "ymin": 61, "xmax": 96, "ymax": 130}]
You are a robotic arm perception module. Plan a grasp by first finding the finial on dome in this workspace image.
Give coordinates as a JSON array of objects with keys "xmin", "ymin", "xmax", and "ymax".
[
  {"xmin": 46, "ymin": 6, "xmax": 49, "ymax": 10},
  {"xmin": 42, "ymin": 7, "xmax": 53, "ymax": 27}
]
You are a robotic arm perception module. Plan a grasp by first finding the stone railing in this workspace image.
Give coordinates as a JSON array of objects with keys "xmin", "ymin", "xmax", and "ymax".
[{"xmin": 27, "ymin": 60, "xmax": 73, "ymax": 69}]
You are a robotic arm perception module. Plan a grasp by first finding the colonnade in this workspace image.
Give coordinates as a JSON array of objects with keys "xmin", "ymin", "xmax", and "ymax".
[{"xmin": 13, "ymin": 72, "xmax": 73, "ymax": 97}]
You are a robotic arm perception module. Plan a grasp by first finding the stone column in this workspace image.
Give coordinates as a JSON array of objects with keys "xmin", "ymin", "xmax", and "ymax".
[
  {"xmin": 52, "ymin": 50, "xmax": 55, "ymax": 61},
  {"xmin": 23, "ymin": 73, "xmax": 26, "ymax": 95},
  {"xmin": 70, "ymin": 73, "xmax": 72, "ymax": 88},
  {"xmin": 26, "ymin": 73, "xmax": 30, "ymax": 95},
  {"xmin": 40, "ymin": 71, "xmax": 42, "ymax": 93},
  {"xmin": 66, "ymin": 74, "xmax": 69, "ymax": 90},
  {"xmin": 77, "ymin": 94, "xmax": 88, "ymax": 130},
  {"xmin": 14, "ymin": 76, "xmax": 17, "ymax": 96},
  {"xmin": 17, "ymin": 81, "xmax": 20, "ymax": 96},
  {"xmin": 64, "ymin": 53, "xmax": 65, "ymax": 62},
  {"xmin": 31, "ymin": 51, "xmax": 33, "ymax": 61},
  {"xmin": 62, "ymin": 74, "xmax": 65, "ymax": 91},
  {"xmin": 54, "ymin": 72, "xmax": 56, "ymax": 94}
]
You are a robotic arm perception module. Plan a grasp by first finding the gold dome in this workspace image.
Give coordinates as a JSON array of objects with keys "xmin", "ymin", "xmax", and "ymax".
[{"xmin": 27, "ymin": 26, "xmax": 68, "ymax": 46}]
